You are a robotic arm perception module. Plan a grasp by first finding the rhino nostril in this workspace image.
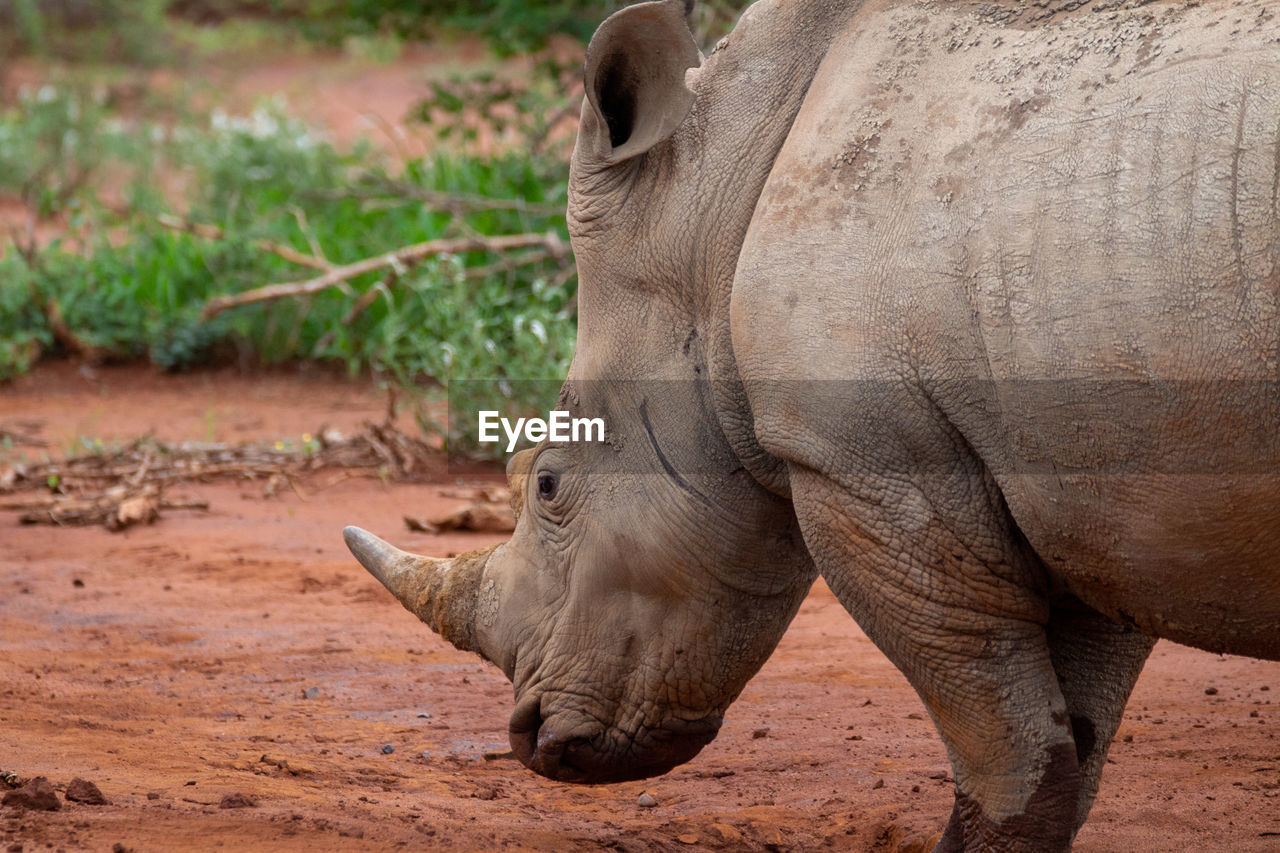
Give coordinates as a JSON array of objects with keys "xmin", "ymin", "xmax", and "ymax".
[
  {"xmin": 508, "ymin": 702, "xmax": 601, "ymax": 782},
  {"xmin": 508, "ymin": 698, "xmax": 544, "ymax": 769},
  {"xmin": 533, "ymin": 730, "xmax": 569, "ymax": 776}
]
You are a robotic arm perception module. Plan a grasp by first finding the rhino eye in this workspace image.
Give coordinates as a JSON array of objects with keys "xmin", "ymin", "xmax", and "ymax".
[{"xmin": 537, "ymin": 472, "xmax": 559, "ymax": 500}]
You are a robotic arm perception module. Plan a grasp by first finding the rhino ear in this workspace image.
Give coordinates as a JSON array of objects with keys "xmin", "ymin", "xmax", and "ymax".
[{"xmin": 580, "ymin": 0, "xmax": 701, "ymax": 166}]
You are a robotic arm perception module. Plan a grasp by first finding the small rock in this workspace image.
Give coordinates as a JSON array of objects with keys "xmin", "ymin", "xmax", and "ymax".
[
  {"xmin": 712, "ymin": 823, "xmax": 744, "ymax": 843},
  {"xmin": 219, "ymin": 792, "xmax": 257, "ymax": 809},
  {"xmin": 911, "ymin": 784, "xmax": 921, "ymax": 793},
  {"xmin": 1205, "ymin": 687, "xmax": 1219, "ymax": 696},
  {"xmin": 380, "ymin": 744, "xmax": 395, "ymax": 755},
  {"xmin": 65, "ymin": 778, "xmax": 108, "ymax": 805},
  {"xmin": 872, "ymin": 778, "xmax": 885, "ymax": 790},
  {"xmin": 751, "ymin": 728, "xmax": 770, "ymax": 739},
  {"xmin": 301, "ymin": 686, "xmax": 320, "ymax": 700},
  {"xmin": 1123, "ymin": 734, "xmax": 1134, "ymax": 742},
  {"xmin": 473, "ymin": 786, "xmax": 500, "ymax": 801},
  {"xmin": 416, "ymin": 712, "xmax": 431, "ymax": 719},
  {"xmin": 637, "ymin": 792, "xmax": 658, "ymax": 808},
  {"xmin": 259, "ymin": 755, "xmax": 313, "ymax": 776},
  {"xmin": 111, "ymin": 844, "xmax": 133, "ymax": 853},
  {"xmin": 711, "ymin": 770, "xmax": 735, "ymax": 779},
  {"xmin": 1, "ymin": 777, "xmax": 60, "ymax": 811},
  {"xmin": 1251, "ymin": 710, "xmax": 1261, "ymax": 718},
  {"xmin": 146, "ymin": 791, "xmax": 162, "ymax": 800},
  {"xmin": 72, "ymin": 578, "xmax": 84, "ymax": 588},
  {"xmin": 677, "ymin": 834, "xmax": 699, "ymax": 845}
]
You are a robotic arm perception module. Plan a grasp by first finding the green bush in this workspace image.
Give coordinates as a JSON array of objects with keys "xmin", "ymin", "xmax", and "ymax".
[
  {"xmin": 431, "ymin": 1, "xmax": 618, "ymax": 55},
  {"xmin": 1, "ymin": 1, "xmax": 751, "ymax": 65},
  {"xmin": 0, "ymin": 89, "xmax": 575, "ymax": 453},
  {"xmin": 0, "ymin": 266, "xmax": 49, "ymax": 380}
]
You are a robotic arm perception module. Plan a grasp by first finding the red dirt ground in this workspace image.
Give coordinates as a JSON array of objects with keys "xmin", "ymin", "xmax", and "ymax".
[{"xmin": 0, "ymin": 365, "xmax": 1277, "ymax": 852}]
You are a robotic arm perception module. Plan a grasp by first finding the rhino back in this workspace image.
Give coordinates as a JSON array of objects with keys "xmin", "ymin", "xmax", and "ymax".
[{"xmin": 733, "ymin": 0, "xmax": 1280, "ymax": 655}]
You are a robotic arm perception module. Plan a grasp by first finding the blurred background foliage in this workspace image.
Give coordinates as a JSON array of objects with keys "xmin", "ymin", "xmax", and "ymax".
[
  {"xmin": 0, "ymin": 1, "xmax": 749, "ymax": 62},
  {"xmin": 0, "ymin": 0, "xmax": 748, "ymax": 453}
]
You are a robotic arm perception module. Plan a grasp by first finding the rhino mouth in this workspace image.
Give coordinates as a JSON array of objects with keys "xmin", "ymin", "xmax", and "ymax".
[{"xmin": 509, "ymin": 697, "xmax": 720, "ymax": 784}]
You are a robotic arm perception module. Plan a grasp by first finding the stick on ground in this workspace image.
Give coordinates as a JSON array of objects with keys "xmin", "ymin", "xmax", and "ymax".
[
  {"xmin": 200, "ymin": 232, "xmax": 568, "ymax": 320},
  {"xmin": 157, "ymin": 214, "xmax": 333, "ymax": 271}
]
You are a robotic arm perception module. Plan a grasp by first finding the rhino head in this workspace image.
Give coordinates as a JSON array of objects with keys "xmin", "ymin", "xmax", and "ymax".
[{"xmin": 345, "ymin": 0, "xmax": 850, "ymax": 784}]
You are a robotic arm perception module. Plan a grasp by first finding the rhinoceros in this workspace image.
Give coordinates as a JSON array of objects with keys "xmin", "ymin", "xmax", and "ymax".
[{"xmin": 343, "ymin": 0, "xmax": 1280, "ymax": 848}]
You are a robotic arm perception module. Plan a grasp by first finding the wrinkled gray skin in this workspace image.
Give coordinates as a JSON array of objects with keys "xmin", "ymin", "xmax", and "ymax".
[{"xmin": 345, "ymin": 0, "xmax": 1280, "ymax": 849}]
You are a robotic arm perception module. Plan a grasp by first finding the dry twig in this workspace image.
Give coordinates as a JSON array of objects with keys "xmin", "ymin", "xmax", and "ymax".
[
  {"xmin": 405, "ymin": 504, "xmax": 514, "ymax": 535},
  {"xmin": 462, "ymin": 248, "xmax": 557, "ymax": 281},
  {"xmin": 157, "ymin": 214, "xmax": 332, "ymax": 271},
  {"xmin": 2, "ymin": 485, "xmax": 209, "ymax": 531},
  {"xmin": 0, "ymin": 423, "xmax": 443, "ymax": 531},
  {"xmin": 200, "ymin": 232, "xmax": 568, "ymax": 319},
  {"xmin": 404, "ymin": 486, "xmax": 515, "ymax": 534},
  {"xmin": 44, "ymin": 298, "xmax": 110, "ymax": 364}
]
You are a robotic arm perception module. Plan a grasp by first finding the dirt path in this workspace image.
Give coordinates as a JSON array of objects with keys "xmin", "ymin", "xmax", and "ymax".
[{"xmin": 1, "ymin": 366, "xmax": 1277, "ymax": 852}]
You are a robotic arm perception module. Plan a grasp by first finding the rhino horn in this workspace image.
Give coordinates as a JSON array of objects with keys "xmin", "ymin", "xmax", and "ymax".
[{"xmin": 343, "ymin": 526, "xmax": 495, "ymax": 655}]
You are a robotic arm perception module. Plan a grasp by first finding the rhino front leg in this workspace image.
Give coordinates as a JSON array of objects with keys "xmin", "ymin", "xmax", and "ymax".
[
  {"xmin": 1045, "ymin": 598, "xmax": 1155, "ymax": 835},
  {"xmin": 787, "ymin": 463, "xmax": 1080, "ymax": 852}
]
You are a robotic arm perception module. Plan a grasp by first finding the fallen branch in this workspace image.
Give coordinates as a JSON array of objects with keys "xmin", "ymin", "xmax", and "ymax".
[
  {"xmin": 157, "ymin": 214, "xmax": 332, "ymax": 271},
  {"xmin": 201, "ymin": 232, "xmax": 568, "ymax": 320},
  {"xmin": 405, "ymin": 505, "xmax": 514, "ymax": 535},
  {"xmin": 0, "ymin": 422, "xmax": 446, "ymax": 530},
  {"xmin": 45, "ymin": 298, "xmax": 111, "ymax": 364},
  {"xmin": 1, "ymin": 424, "xmax": 441, "ymax": 498},
  {"xmin": 7, "ymin": 485, "xmax": 209, "ymax": 531},
  {"xmin": 405, "ymin": 486, "xmax": 514, "ymax": 535},
  {"xmin": 462, "ymin": 248, "xmax": 559, "ymax": 281}
]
